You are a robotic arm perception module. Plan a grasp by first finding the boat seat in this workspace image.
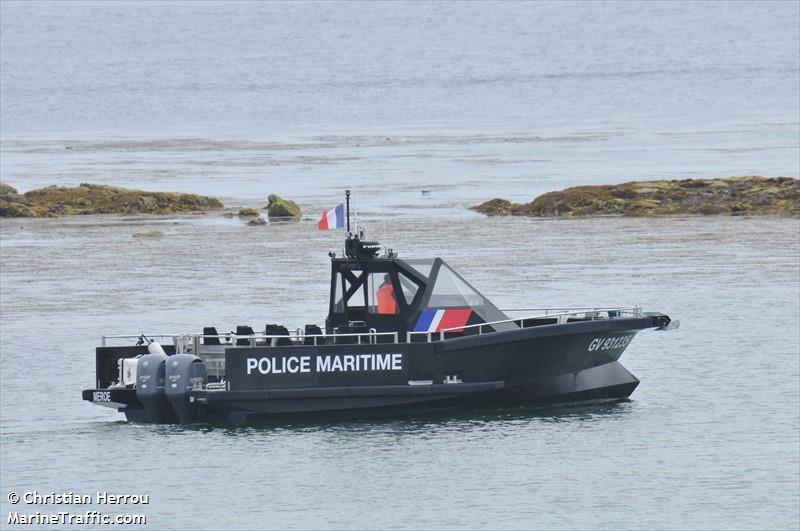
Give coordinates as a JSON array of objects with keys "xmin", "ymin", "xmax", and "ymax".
[
  {"xmin": 203, "ymin": 326, "xmax": 221, "ymax": 345},
  {"xmin": 304, "ymin": 324, "xmax": 323, "ymax": 345},
  {"xmin": 265, "ymin": 324, "xmax": 291, "ymax": 346},
  {"xmin": 236, "ymin": 325, "xmax": 254, "ymax": 346}
]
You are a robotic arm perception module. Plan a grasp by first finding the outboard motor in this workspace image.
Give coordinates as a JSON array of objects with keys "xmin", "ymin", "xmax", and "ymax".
[
  {"xmin": 164, "ymin": 354, "xmax": 207, "ymax": 424},
  {"xmin": 134, "ymin": 343, "xmax": 173, "ymax": 423}
]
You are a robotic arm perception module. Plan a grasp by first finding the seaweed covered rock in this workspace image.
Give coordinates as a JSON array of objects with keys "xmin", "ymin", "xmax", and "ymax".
[
  {"xmin": 0, "ymin": 183, "xmax": 224, "ymax": 217},
  {"xmin": 471, "ymin": 176, "xmax": 800, "ymax": 218},
  {"xmin": 132, "ymin": 230, "xmax": 164, "ymax": 238},
  {"xmin": 469, "ymin": 198, "xmax": 515, "ymax": 216},
  {"xmin": 0, "ymin": 182, "xmax": 17, "ymax": 196},
  {"xmin": 0, "ymin": 200, "xmax": 36, "ymax": 217},
  {"xmin": 265, "ymin": 194, "xmax": 301, "ymax": 219},
  {"xmin": 237, "ymin": 208, "xmax": 259, "ymax": 217},
  {"xmin": 0, "ymin": 182, "xmax": 35, "ymax": 217}
]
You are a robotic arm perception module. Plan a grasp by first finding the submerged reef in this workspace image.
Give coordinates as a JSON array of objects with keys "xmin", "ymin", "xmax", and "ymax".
[
  {"xmin": 471, "ymin": 176, "xmax": 799, "ymax": 218},
  {"xmin": 132, "ymin": 230, "xmax": 164, "ymax": 238},
  {"xmin": 0, "ymin": 183, "xmax": 224, "ymax": 217}
]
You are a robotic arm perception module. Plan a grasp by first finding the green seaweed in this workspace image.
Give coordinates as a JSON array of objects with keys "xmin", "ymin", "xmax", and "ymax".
[
  {"xmin": 0, "ymin": 183, "xmax": 224, "ymax": 218},
  {"xmin": 471, "ymin": 176, "xmax": 799, "ymax": 218},
  {"xmin": 266, "ymin": 194, "xmax": 301, "ymax": 219},
  {"xmin": 132, "ymin": 230, "xmax": 164, "ymax": 238}
]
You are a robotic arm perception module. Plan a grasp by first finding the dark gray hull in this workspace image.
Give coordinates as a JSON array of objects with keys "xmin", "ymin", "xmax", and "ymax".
[{"xmin": 84, "ymin": 316, "xmax": 660, "ymax": 425}]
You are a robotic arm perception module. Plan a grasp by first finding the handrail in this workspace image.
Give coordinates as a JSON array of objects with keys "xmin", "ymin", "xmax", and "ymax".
[
  {"xmin": 101, "ymin": 331, "xmax": 399, "ymax": 348},
  {"xmin": 102, "ymin": 307, "xmax": 640, "ymax": 348},
  {"xmin": 441, "ymin": 306, "xmax": 640, "ymax": 339},
  {"xmin": 404, "ymin": 306, "xmax": 641, "ymax": 342},
  {"xmin": 501, "ymin": 307, "xmax": 626, "ymax": 314}
]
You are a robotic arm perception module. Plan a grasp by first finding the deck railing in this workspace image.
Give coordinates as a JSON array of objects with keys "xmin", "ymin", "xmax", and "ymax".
[
  {"xmin": 406, "ymin": 306, "xmax": 642, "ymax": 342},
  {"xmin": 101, "ymin": 307, "xmax": 640, "ymax": 349},
  {"xmin": 101, "ymin": 330, "xmax": 399, "ymax": 351}
]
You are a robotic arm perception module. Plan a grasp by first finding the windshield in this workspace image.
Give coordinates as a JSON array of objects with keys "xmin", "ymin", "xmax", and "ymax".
[
  {"xmin": 423, "ymin": 259, "xmax": 517, "ymax": 331},
  {"xmin": 403, "ymin": 259, "xmax": 434, "ymax": 280},
  {"xmin": 428, "ymin": 263, "xmax": 486, "ymax": 308}
]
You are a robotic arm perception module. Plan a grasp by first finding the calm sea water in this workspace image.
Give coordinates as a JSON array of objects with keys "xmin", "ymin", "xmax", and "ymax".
[
  {"xmin": 1, "ymin": 1, "xmax": 799, "ymax": 209},
  {"xmin": 1, "ymin": 2, "xmax": 799, "ymax": 530}
]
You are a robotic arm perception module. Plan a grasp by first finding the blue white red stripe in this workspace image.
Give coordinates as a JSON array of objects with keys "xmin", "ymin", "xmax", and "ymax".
[
  {"xmin": 413, "ymin": 308, "xmax": 472, "ymax": 333},
  {"xmin": 317, "ymin": 204, "xmax": 345, "ymax": 230}
]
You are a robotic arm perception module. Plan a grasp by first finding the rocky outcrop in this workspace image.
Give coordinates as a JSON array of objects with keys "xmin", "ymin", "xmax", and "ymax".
[
  {"xmin": 0, "ymin": 183, "xmax": 224, "ymax": 217},
  {"xmin": 0, "ymin": 182, "xmax": 36, "ymax": 216},
  {"xmin": 471, "ymin": 176, "xmax": 800, "ymax": 218},
  {"xmin": 265, "ymin": 194, "xmax": 301, "ymax": 219},
  {"xmin": 237, "ymin": 208, "xmax": 259, "ymax": 217},
  {"xmin": 132, "ymin": 230, "xmax": 164, "ymax": 238}
]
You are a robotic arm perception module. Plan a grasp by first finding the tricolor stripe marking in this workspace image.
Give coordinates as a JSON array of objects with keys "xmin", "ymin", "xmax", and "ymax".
[{"xmin": 413, "ymin": 308, "xmax": 472, "ymax": 333}]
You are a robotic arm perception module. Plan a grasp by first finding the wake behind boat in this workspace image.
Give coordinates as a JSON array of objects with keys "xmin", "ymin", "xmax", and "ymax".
[{"xmin": 82, "ymin": 192, "xmax": 676, "ymax": 425}]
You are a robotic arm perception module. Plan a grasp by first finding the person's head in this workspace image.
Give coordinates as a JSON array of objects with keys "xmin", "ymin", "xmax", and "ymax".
[{"xmin": 383, "ymin": 274, "xmax": 391, "ymax": 285}]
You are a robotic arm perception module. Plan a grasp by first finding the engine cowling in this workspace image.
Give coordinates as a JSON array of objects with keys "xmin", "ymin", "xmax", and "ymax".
[
  {"xmin": 134, "ymin": 348, "xmax": 173, "ymax": 423},
  {"xmin": 164, "ymin": 354, "xmax": 207, "ymax": 424}
]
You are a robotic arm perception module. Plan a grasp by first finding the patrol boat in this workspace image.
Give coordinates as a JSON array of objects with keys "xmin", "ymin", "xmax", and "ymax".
[{"xmin": 82, "ymin": 195, "xmax": 675, "ymax": 425}]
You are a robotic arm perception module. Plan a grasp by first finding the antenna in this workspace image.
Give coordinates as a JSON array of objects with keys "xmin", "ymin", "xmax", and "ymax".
[
  {"xmin": 342, "ymin": 189, "xmax": 380, "ymax": 259},
  {"xmin": 380, "ymin": 164, "xmax": 387, "ymax": 248},
  {"xmin": 345, "ymin": 189, "xmax": 351, "ymax": 234}
]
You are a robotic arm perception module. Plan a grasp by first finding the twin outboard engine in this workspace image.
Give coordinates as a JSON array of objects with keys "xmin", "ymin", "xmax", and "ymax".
[
  {"xmin": 133, "ymin": 341, "xmax": 208, "ymax": 424},
  {"xmin": 135, "ymin": 342, "xmax": 173, "ymax": 423},
  {"xmin": 165, "ymin": 354, "xmax": 207, "ymax": 424}
]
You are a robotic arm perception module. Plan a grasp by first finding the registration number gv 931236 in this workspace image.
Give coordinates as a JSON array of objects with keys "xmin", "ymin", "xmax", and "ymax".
[{"xmin": 587, "ymin": 335, "xmax": 633, "ymax": 352}]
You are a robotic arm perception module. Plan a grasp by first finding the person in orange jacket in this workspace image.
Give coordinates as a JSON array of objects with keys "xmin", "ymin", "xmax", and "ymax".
[{"xmin": 376, "ymin": 274, "xmax": 397, "ymax": 314}]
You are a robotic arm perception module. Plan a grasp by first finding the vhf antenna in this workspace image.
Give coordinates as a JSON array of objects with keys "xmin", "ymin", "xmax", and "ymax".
[{"xmin": 345, "ymin": 189, "xmax": 351, "ymax": 235}]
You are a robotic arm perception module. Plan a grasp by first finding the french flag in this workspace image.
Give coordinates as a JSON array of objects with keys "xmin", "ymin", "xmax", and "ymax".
[
  {"xmin": 413, "ymin": 308, "xmax": 472, "ymax": 333},
  {"xmin": 317, "ymin": 204, "xmax": 345, "ymax": 230}
]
